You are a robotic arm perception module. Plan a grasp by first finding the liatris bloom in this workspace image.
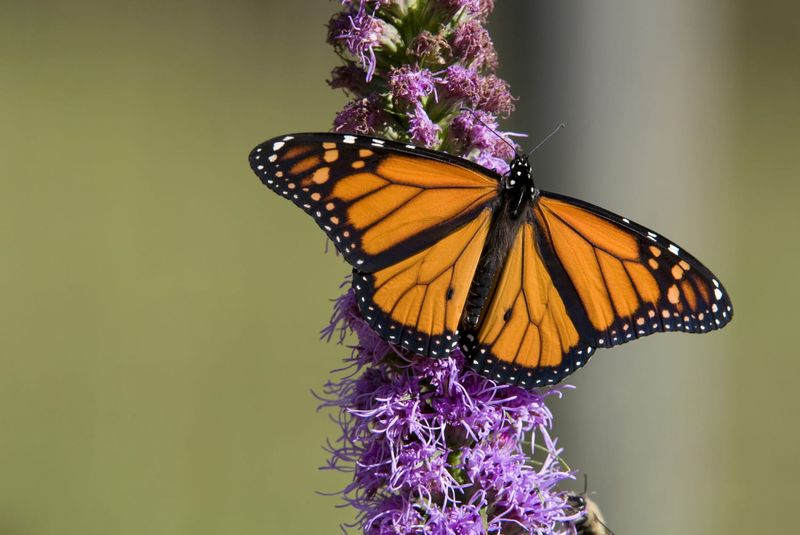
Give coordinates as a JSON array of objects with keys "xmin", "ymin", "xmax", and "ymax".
[
  {"xmin": 327, "ymin": 0, "xmax": 519, "ymax": 173},
  {"xmin": 320, "ymin": 291, "xmax": 580, "ymax": 533},
  {"xmin": 321, "ymin": 1, "xmax": 580, "ymax": 532}
]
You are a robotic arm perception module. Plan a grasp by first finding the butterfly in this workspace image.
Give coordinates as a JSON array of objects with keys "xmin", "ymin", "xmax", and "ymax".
[{"xmin": 249, "ymin": 132, "xmax": 732, "ymax": 388}]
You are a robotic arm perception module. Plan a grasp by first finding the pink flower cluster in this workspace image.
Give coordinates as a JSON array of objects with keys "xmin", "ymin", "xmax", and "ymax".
[
  {"xmin": 327, "ymin": 0, "xmax": 518, "ymax": 168},
  {"xmin": 319, "ymin": 291, "xmax": 580, "ymax": 534}
]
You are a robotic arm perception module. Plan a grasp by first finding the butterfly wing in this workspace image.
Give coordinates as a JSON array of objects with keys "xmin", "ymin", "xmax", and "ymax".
[
  {"xmin": 250, "ymin": 133, "xmax": 501, "ymax": 358},
  {"xmin": 249, "ymin": 133, "xmax": 500, "ymax": 272},
  {"xmin": 465, "ymin": 192, "xmax": 733, "ymax": 387},
  {"xmin": 353, "ymin": 210, "xmax": 492, "ymax": 356},
  {"xmin": 462, "ymin": 219, "xmax": 596, "ymax": 387},
  {"xmin": 536, "ymin": 192, "xmax": 733, "ymax": 343}
]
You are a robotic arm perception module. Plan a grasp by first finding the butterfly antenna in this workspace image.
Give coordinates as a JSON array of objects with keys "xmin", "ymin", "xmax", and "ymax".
[
  {"xmin": 459, "ymin": 108, "xmax": 517, "ymax": 154},
  {"xmin": 527, "ymin": 122, "xmax": 565, "ymax": 156}
]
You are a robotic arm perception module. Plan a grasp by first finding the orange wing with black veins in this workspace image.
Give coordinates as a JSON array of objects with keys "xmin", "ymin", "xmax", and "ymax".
[
  {"xmin": 250, "ymin": 133, "xmax": 501, "ymax": 359},
  {"xmin": 536, "ymin": 193, "xmax": 732, "ymax": 350},
  {"xmin": 463, "ymin": 221, "xmax": 595, "ymax": 387},
  {"xmin": 250, "ymin": 133, "xmax": 500, "ymax": 273}
]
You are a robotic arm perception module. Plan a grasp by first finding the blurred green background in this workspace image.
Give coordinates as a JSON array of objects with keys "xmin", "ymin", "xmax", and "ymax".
[{"xmin": 0, "ymin": 1, "xmax": 798, "ymax": 534}]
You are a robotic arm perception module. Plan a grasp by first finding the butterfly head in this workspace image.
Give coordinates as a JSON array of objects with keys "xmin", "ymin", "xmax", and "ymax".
[{"xmin": 507, "ymin": 154, "xmax": 533, "ymax": 188}]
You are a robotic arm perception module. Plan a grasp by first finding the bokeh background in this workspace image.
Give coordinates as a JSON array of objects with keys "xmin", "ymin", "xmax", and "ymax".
[{"xmin": 1, "ymin": 1, "xmax": 798, "ymax": 533}]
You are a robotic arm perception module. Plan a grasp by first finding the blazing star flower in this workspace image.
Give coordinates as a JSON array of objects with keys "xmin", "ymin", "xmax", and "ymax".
[
  {"xmin": 472, "ymin": 73, "xmax": 515, "ymax": 117},
  {"xmin": 408, "ymin": 30, "xmax": 451, "ymax": 65},
  {"xmin": 333, "ymin": 95, "xmax": 385, "ymax": 135},
  {"xmin": 328, "ymin": 2, "xmax": 401, "ymax": 81},
  {"xmin": 408, "ymin": 104, "xmax": 441, "ymax": 148},
  {"xmin": 322, "ymin": 1, "xmax": 580, "ymax": 532},
  {"xmin": 320, "ymin": 291, "xmax": 581, "ymax": 533},
  {"xmin": 389, "ymin": 65, "xmax": 438, "ymax": 103},
  {"xmin": 452, "ymin": 19, "xmax": 498, "ymax": 70},
  {"xmin": 450, "ymin": 109, "xmax": 518, "ymax": 174},
  {"xmin": 438, "ymin": 0, "xmax": 496, "ymax": 21},
  {"xmin": 442, "ymin": 65, "xmax": 515, "ymax": 117}
]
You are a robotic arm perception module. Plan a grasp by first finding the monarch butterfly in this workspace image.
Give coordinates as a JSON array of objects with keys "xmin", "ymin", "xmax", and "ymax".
[{"xmin": 249, "ymin": 132, "xmax": 732, "ymax": 388}]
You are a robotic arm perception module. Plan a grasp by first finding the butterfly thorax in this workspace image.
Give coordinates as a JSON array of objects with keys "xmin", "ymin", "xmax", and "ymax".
[
  {"xmin": 506, "ymin": 154, "xmax": 537, "ymax": 218},
  {"xmin": 461, "ymin": 155, "xmax": 535, "ymax": 333}
]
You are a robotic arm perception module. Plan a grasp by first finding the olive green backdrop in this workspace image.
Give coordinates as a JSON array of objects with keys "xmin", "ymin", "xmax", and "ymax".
[{"xmin": 1, "ymin": 1, "xmax": 798, "ymax": 534}]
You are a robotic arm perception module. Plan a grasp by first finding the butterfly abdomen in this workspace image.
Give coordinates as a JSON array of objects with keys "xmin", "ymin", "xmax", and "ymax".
[{"xmin": 462, "ymin": 197, "xmax": 526, "ymax": 333}]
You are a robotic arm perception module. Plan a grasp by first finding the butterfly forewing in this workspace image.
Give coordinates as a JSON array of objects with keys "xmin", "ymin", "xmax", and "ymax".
[
  {"xmin": 249, "ymin": 133, "xmax": 500, "ymax": 273},
  {"xmin": 535, "ymin": 192, "xmax": 733, "ymax": 349}
]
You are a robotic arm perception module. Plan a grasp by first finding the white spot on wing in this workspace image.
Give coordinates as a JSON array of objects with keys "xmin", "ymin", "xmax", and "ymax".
[
  {"xmin": 668, "ymin": 244, "xmax": 680, "ymax": 255},
  {"xmin": 272, "ymin": 141, "xmax": 284, "ymax": 151}
]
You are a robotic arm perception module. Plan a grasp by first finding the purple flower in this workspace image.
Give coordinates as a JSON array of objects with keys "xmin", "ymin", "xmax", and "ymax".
[
  {"xmin": 408, "ymin": 104, "xmax": 442, "ymax": 148},
  {"xmin": 442, "ymin": 65, "xmax": 515, "ymax": 117},
  {"xmin": 333, "ymin": 95, "xmax": 385, "ymax": 135},
  {"xmin": 319, "ymin": 291, "xmax": 579, "ymax": 534},
  {"xmin": 438, "ymin": 0, "xmax": 496, "ymax": 21},
  {"xmin": 389, "ymin": 65, "xmax": 438, "ymax": 103},
  {"xmin": 328, "ymin": 3, "xmax": 400, "ymax": 81},
  {"xmin": 408, "ymin": 30, "xmax": 451, "ymax": 65},
  {"xmin": 450, "ymin": 108, "xmax": 499, "ymax": 148},
  {"xmin": 452, "ymin": 19, "xmax": 498, "ymax": 70},
  {"xmin": 473, "ymin": 153, "xmax": 511, "ymax": 174},
  {"xmin": 450, "ymin": 109, "xmax": 518, "ymax": 173},
  {"xmin": 473, "ymin": 73, "xmax": 515, "ymax": 116}
]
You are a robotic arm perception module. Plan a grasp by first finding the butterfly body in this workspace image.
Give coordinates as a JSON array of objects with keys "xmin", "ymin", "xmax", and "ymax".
[
  {"xmin": 505, "ymin": 155, "xmax": 536, "ymax": 218},
  {"xmin": 249, "ymin": 132, "xmax": 733, "ymax": 388},
  {"xmin": 462, "ymin": 201, "xmax": 513, "ymax": 332},
  {"xmin": 441, "ymin": 154, "xmax": 536, "ymax": 333}
]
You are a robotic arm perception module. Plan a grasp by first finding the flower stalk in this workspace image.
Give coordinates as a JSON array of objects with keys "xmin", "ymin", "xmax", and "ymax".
[{"xmin": 320, "ymin": 1, "xmax": 580, "ymax": 532}]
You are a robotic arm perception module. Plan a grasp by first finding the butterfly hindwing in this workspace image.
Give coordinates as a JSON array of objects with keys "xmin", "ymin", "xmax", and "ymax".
[
  {"xmin": 249, "ymin": 133, "xmax": 500, "ymax": 273},
  {"xmin": 535, "ymin": 192, "xmax": 733, "ymax": 349},
  {"xmin": 463, "ymin": 220, "xmax": 597, "ymax": 387},
  {"xmin": 354, "ymin": 210, "xmax": 492, "ymax": 357}
]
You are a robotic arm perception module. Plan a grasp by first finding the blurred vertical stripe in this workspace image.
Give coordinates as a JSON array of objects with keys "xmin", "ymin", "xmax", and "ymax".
[
  {"xmin": 495, "ymin": 1, "xmax": 800, "ymax": 533},
  {"xmin": 0, "ymin": 2, "xmax": 350, "ymax": 534}
]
